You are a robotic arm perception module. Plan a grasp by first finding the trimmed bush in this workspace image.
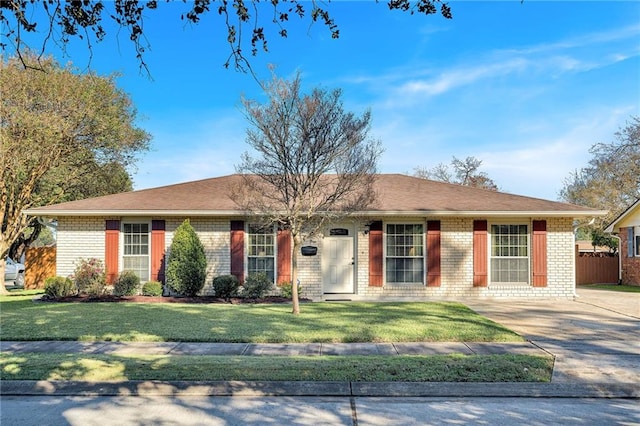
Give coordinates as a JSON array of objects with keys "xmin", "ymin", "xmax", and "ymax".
[
  {"xmin": 211, "ymin": 275, "xmax": 240, "ymax": 299},
  {"xmin": 242, "ymin": 273, "xmax": 274, "ymax": 299},
  {"xmin": 142, "ymin": 281, "xmax": 163, "ymax": 296},
  {"xmin": 165, "ymin": 219, "xmax": 207, "ymax": 297},
  {"xmin": 72, "ymin": 257, "xmax": 107, "ymax": 297},
  {"xmin": 44, "ymin": 276, "xmax": 76, "ymax": 298},
  {"xmin": 113, "ymin": 271, "xmax": 140, "ymax": 296},
  {"xmin": 279, "ymin": 281, "xmax": 302, "ymax": 299}
]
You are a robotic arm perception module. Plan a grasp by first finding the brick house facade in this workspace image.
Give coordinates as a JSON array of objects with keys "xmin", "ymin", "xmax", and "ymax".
[
  {"xmin": 606, "ymin": 199, "xmax": 640, "ymax": 286},
  {"xmin": 27, "ymin": 174, "xmax": 606, "ymax": 299}
]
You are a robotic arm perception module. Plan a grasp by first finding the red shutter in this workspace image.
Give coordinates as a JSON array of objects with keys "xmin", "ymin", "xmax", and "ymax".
[
  {"xmin": 230, "ymin": 220, "xmax": 245, "ymax": 283},
  {"xmin": 277, "ymin": 229, "xmax": 292, "ymax": 285},
  {"xmin": 426, "ymin": 221, "xmax": 441, "ymax": 287},
  {"xmin": 473, "ymin": 220, "xmax": 488, "ymax": 287},
  {"xmin": 532, "ymin": 220, "xmax": 548, "ymax": 287},
  {"xmin": 105, "ymin": 220, "xmax": 120, "ymax": 284},
  {"xmin": 369, "ymin": 221, "xmax": 383, "ymax": 287},
  {"xmin": 151, "ymin": 220, "xmax": 166, "ymax": 283}
]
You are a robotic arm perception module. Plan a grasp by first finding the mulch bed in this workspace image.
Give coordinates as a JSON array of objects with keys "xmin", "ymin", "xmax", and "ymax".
[{"xmin": 42, "ymin": 295, "xmax": 307, "ymax": 304}]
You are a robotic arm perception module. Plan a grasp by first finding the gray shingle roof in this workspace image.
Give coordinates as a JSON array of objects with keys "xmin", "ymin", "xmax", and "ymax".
[{"xmin": 26, "ymin": 174, "xmax": 605, "ymax": 217}]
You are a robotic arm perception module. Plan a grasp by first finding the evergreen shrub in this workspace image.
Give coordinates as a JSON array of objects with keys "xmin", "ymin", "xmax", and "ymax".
[
  {"xmin": 279, "ymin": 281, "xmax": 302, "ymax": 299},
  {"xmin": 212, "ymin": 274, "xmax": 240, "ymax": 299},
  {"xmin": 242, "ymin": 273, "xmax": 273, "ymax": 299},
  {"xmin": 165, "ymin": 219, "xmax": 207, "ymax": 296},
  {"xmin": 142, "ymin": 281, "xmax": 163, "ymax": 296},
  {"xmin": 113, "ymin": 271, "xmax": 140, "ymax": 296},
  {"xmin": 44, "ymin": 276, "xmax": 76, "ymax": 298}
]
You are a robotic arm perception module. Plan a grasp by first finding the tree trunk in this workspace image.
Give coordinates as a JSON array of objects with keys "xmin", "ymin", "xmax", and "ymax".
[
  {"xmin": 291, "ymin": 237, "xmax": 300, "ymax": 315},
  {"xmin": 0, "ymin": 259, "xmax": 8, "ymax": 295}
]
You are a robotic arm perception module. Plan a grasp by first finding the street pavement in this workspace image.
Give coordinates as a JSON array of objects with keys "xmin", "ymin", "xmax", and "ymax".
[
  {"xmin": 1, "ymin": 287, "xmax": 639, "ymax": 424},
  {"xmin": 1, "ymin": 395, "xmax": 639, "ymax": 425}
]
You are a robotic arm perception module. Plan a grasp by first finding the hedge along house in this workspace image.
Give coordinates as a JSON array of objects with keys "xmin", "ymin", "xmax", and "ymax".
[
  {"xmin": 25, "ymin": 174, "xmax": 606, "ymax": 300},
  {"xmin": 605, "ymin": 199, "xmax": 640, "ymax": 285}
]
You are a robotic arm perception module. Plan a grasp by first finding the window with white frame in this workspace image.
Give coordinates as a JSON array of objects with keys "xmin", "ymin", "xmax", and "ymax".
[
  {"xmin": 490, "ymin": 224, "xmax": 529, "ymax": 284},
  {"xmin": 247, "ymin": 224, "xmax": 275, "ymax": 282},
  {"xmin": 635, "ymin": 227, "xmax": 640, "ymax": 257},
  {"xmin": 385, "ymin": 223, "xmax": 424, "ymax": 284},
  {"xmin": 123, "ymin": 223, "xmax": 150, "ymax": 280}
]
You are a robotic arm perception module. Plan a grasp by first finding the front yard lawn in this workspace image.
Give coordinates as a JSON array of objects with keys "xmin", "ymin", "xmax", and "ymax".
[
  {"xmin": 0, "ymin": 353, "xmax": 552, "ymax": 382},
  {"xmin": 0, "ymin": 293, "xmax": 522, "ymax": 343},
  {"xmin": 0, "ymin": 292, "xmax": 545, "ymax": 383}
]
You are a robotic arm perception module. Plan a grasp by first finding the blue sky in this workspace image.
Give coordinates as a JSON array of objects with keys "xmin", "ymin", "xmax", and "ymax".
[{"xmin": 20, "ymin": 1, "xmax": 640, "ymax": 201}]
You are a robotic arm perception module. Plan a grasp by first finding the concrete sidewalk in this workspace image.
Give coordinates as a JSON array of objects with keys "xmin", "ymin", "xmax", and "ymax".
[{"xmin": 0, "ymin": 340, "xmax": 547, "ymax": 357}]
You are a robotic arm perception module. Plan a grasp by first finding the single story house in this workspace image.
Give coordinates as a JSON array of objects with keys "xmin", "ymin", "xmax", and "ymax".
[
  {"xmin": 26, "ymin": 174, "xmax": 606, "ymax": 300},
  {"xmin": 605, "ymin": 199, "xmax": 640, "ymax": 285}
]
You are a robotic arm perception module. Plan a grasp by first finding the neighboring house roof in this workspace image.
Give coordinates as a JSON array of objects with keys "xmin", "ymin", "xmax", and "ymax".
[
  {"xmin": 575, "ymin": 240, "xmax": 610, "ymax": 253},
  {"xmin": 25, "ymin": 174, "xmax": 607, "ymax": 218},
  {"xmin": 605, "ymin": 199, "xmax": 640, "ymax": 233}
]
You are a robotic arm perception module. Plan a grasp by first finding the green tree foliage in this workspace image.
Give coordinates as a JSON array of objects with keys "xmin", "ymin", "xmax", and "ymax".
[
  {"xmin": 0, "ymin": 1, "xmax": 452, "ymax": 74},
  {"xmin": 560, "ymin": 116, "xmax": 640, "ymax": 232},
  {"xmin": 0, "ymin": 52, "xmax": 150, "ymax": 294},
  {"xmin": 236, "ymin": 72, "xmax": 382, "ymax": 314},
  {"xmin": 165, "ymin": 220, "xmax": 207, "ymax": 297},
  {"xmin": 590, "ymin": 229, "xmax": 618, "ymax": 254},
  {"xmin": 414, "ymin": 156, "xmax": 499, "ymax": 191}
]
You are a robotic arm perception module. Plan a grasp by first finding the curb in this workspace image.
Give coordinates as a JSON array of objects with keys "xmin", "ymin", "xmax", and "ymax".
[{"xmin": 2, "ymin": 380, "xmax": 638, "ymax": 398}]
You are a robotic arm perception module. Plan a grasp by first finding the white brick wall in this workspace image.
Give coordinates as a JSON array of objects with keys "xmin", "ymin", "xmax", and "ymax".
[
  {"xmin": 56, "ymin": 217, "xmax": 106, "ymax": 278},
  {"xmin": 55, "ymin": 215, "xmax": 576, "ymax": 300}
]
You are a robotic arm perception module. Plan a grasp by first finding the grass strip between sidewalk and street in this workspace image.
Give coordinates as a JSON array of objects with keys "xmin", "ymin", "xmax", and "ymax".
[
  {"xmin": 0, "ymin": 353, "xmax": 553, "ymax": 382},
  {"xmin": 0, "ymin": 293, "xmax": 523, "ymax": 343}
]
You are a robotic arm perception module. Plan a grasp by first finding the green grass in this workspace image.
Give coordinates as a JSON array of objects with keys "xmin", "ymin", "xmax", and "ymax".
[
  {"xmin": 579, "ymin": 284, "xmax": 640, "ymax": 293},
  {"xmin": 0, "ymin": 352, "xmax": 552, "ymax": 382},
  {"xmin": 0, "ymin": 294, "xmax": 522, "ymax": 343}
]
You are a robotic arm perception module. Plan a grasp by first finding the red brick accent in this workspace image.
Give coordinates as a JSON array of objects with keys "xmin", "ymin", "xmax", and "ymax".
[
  {"xmin": 426, "ymin": 221, "xmax": 441, "ymax": 287},
  {"xmin": 369, "ymin": 221, "xmax": 383, "ymax": 287},
  {"xmin": 619, "ymin": 227, "xmax": 640, "ymax": 285}
]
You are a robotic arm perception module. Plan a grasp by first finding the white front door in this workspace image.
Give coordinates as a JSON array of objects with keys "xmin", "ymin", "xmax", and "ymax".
[{"xmin": 322, "ymin": 227, "xmax": 354, "ymax": 294}]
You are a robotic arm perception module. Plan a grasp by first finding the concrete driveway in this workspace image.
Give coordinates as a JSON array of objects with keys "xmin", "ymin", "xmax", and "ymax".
[{"xmin": 465, "ymin": 288, "xmax": 640, "ymax": 384}]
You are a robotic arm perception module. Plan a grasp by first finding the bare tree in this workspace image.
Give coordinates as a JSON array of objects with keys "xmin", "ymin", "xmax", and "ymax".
[
  {"xmin": 560, "ymin": 116, "xmax": 640, "ymax": 232},
  {"xmin": 235, "ymin": 73, "xmax": 382, "ymax": 314},
  {"xmin": 414, "ymin": 156, "xmax": 499, "ymax": 191},
  {"xmin": 0, "ymin": 1, "xmax": 452, "ymax": 76}
]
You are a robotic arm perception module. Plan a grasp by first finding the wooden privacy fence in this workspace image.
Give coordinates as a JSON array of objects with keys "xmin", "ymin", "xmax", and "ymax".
[
  {"xmin": 575, "ymin": 250, "xmax": 618, "ymax": 285},
  {"xmin": 24, "ymin": 246, "xmax": 56, "ymax": 289}
]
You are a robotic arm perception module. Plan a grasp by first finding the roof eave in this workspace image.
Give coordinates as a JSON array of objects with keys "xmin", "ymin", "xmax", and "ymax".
[
  {"xmin": 356, "ymin": 210, "xmax": 608, "ymax": 217},
  {"xmin": 23, "ymin": 209, "xmax": 249, "ymax": 217},
  {"xmin": 604, "ymin": 199, "xmax": 640, "ymax": 234},
  {"xmin": 24, "ymin": 208, "xmax": 608, "ymax": 218}
]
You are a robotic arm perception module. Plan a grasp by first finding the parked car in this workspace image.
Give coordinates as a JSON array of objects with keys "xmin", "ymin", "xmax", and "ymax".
[{"xmin": 4, "ymin": 257, "xmax": 25, "ymax": 288}]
